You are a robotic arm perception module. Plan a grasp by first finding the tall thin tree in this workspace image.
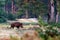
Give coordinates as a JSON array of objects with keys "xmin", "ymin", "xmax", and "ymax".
[
  {"xmin": 48, "ymin": 0, "xmax": 56, "ymax": 23},
  {"xmin": 24, "ymin": 0, "xmax": 29, "ymax": 18},
  {"xmin": 56, "ymin": 0, "xmax": 59, "ymax": 23},
  {"xmin": 12, "ymin": 0, "xmax": 14, "ymax": 14}
]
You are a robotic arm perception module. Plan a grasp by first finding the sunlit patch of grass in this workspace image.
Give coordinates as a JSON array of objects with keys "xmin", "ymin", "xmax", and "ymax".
[
  {"xmin": 48, "ymin": 36, "xmax": 60, "ymax": 40},
  {"xmin": 40, "ymin": 37, "xmax": 45, "ymax": 40},
  {"xmin": 48, "ymin": 36, "xmax": 53, "ymax": 40},
  {"xmin": 10, "ymin": 35, "xmax": 21, "ymax": 40},
  {"xmin": 0, "ymin": 23, "xmax": 10, "ymax": 28},
  {"xmin": 0, "ymin": 22, "xmax": 36, "ymax": 29},
  {"xmin": 57, "ymin": 36, "xmax": 60, "ymax": 40}
]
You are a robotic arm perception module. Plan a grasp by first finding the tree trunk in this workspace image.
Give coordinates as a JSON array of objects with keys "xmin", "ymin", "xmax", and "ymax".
[
  {"xmin": 50, "ymin": 0, "xmax": 55, "ymax": 22},
  {"xmin": 56, "ymin": 12, "xmax": 59, "ymax": 23},
  {"xmin": 48, "ymin": 0, "xmax": 55, "ymax": 23},
  {"xmin": 56, "ymin": 0, "xmax": 59, "ymax": 23},
  {"xmin": 12, "ymin": 0, "xmax": 14, "ymax": 14},
  {"xmin": 25, "ymin": 9, "xmax": 28, "ymax": 18},
  {"xmin": 48, "ymin": 0, "xmax": 51, "ymax": 23},
  {"xmin": 24, "ymin": 0, "xmax": 29, "ymax": 18}
]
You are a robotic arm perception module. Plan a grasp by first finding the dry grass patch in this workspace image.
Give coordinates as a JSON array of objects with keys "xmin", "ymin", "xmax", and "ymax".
[{"xmin": 21, "ymin": 31, "xmax": 42, "ymax": 40}]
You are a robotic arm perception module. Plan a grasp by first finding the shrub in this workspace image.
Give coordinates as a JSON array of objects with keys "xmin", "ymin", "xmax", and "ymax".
[
  {"xmin": 38, "ymin": 16, "xmax": 48, "ymax": 27},
  {"xmin": 7, "ymin": 13, "xmax": 16, "ymax": 20},
  {"xmin": 0, "ymin": 16, "xmax": 7, "ymax": 23},
  {"xmin": 35, "ymin": 25, "xmax": 60, "ymax": 40}
]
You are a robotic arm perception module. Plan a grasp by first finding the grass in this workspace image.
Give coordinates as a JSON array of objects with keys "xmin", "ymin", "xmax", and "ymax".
[
  {"xmin": 0, "ymin": 22, "xmax": 10, "ymax": 28},
  {"xmin": 9, "ymin": 32, "xmax": 60, "ymax": 40},
  {"xmin": 0, "ymin": 22, "xmax": 60, "ymax": 40},
  {"xmin": 48, "ymin": 36, "xmax": 60, "ymax": 40},
  {"xmin": 0, "ymin": 22, "xmax": 38, "ymax": 29},
  {"xmin": 10, "ymin": 35, "xmax": 20, "ymax": 40}
]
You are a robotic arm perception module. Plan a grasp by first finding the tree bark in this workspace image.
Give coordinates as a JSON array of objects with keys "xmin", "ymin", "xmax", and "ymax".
[
  {"xmin": 56, "ymin": 12, "xmax": 59, "ymax": 23},
  {"xmin": 25, "ymin": 9, "xmax": 28, "ymax": 18},
  {"xmin": 48, "ymin": 0, "xmax": 51, "ymax": 23},
  {"xmin": 56, "ymin": 0, "xmax": 59, "ymax": 23},
  {"xmin": 24, "ymin": 0, "xmax": 29, "ymax": 18},
  {"xmin": 48, "ymin": 0, "xmax": 55, "ymax": 23},
  {"xmin": 50, "ymin": 0, "xmax": 55, "ymax": 22},
  {"xmin": 12, "ymin": 0, "xmax": 14, "ymax": 14}
]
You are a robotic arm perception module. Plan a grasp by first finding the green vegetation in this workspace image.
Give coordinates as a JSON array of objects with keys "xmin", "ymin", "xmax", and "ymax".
[
  {"xmin": 35, "ymin": 17, "xmax": 60, "ymax": 40},
  {"xmin": 35, "ymin": 26, "xmax": 60, "ymax": 40},
  {"xmin": 38, "ymin": 16, "xmax": 48, "ymax": 27},
  {"xmin": 7, "ymin": 13, "xmax": 16, "ymax": 20},
  {"xmin": 10, "ymin": 35, "xmax": 20, "ymax": 40},
  {"xmin": 0, "ymin": 0, "xmax": 60, "ymax": 40},
  {"xmin": 0, "ymin": 16, "xmax": 6, "ymax": 23}
]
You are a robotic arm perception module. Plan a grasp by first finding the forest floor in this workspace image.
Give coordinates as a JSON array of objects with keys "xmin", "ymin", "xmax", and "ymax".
[
  {"xmin": 0, "ymin": 22, "xmax": 40, "ymax": 40},
  {"xmin": 0, "ymin": 19, "xmax": 60, "ymax": 40}
]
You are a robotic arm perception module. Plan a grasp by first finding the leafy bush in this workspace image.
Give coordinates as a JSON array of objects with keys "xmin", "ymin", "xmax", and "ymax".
[
  {"xmin": 0, "ymin": 16, "xmax": 7, "ymax": 23},
  {"xmin": 35, "ymin": 25, "xmax": 60, "ymax": 40},
  {"xmin": 38, "ymin": 16, "xmax": 48, "ymax": 27},
  {"xmin": 0, "ymin": 10, "xmax": 16, "ymax": 20},
  {"xmin": 7, "ymin": 13, "xmax": 16, "ymax": 20},
  {"xmin": 37, "ymin": 16, "xmax": 60, "ymax": 40},
  {"xmin": 48, "ymin": 22, "xmax": 60, "ymax": 28},
  {"xmin": 56, "ymin": 23, "xmax": 60, "ymax": 28}
]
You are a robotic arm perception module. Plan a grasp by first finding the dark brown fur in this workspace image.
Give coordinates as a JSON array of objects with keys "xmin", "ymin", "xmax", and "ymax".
[{"xmin": 11, "ymin": 22, "xmax": 23, "ymax": 29}]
